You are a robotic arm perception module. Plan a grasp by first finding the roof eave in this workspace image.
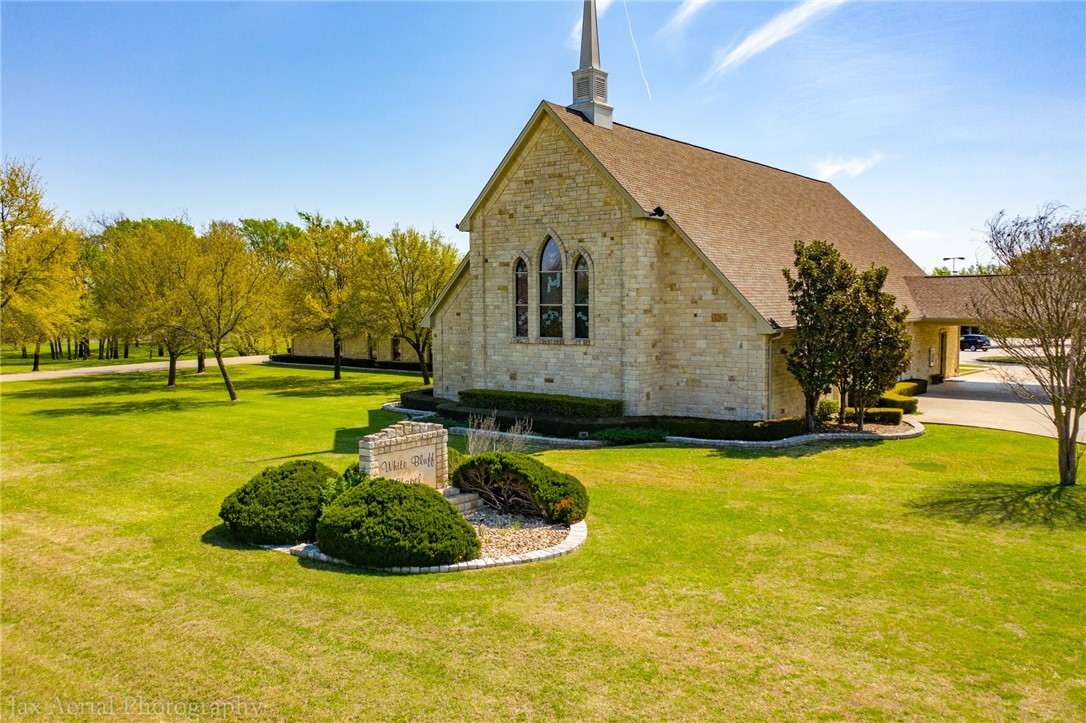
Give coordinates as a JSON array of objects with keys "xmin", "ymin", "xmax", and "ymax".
[{"xmin": 422, "ymin": 256, "xmax": 470, "ymax": 328}]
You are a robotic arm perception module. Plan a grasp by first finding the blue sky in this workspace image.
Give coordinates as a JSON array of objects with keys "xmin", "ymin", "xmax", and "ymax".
[{"xmin": 3, "ymin": 1, "xmax": 1083, "ymax": 272}]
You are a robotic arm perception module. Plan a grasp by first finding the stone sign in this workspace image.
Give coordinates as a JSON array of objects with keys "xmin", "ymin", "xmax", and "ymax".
[{"xmin": 358, "ymin": 421, "xmax": 449, "ymax": 488}]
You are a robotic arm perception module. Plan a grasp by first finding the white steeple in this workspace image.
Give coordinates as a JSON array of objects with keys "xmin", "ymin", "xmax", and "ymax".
[{"xmin": 568, "ymin": 0, "xmax": 613, "ymax": 129}]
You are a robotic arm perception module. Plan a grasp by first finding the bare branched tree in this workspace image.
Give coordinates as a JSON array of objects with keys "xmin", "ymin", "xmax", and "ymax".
[{"xmin": 974, "ymin": 204, "xmax": 1085, "ymax": 486}]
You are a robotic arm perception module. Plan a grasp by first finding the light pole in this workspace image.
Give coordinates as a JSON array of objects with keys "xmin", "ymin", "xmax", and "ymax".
[{"xmin": 943, "ymin": 256, "xmax": 965, "ymax": 275}]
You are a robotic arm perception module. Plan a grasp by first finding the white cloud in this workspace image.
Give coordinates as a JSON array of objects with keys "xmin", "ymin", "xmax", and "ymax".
[
  {"xmin": 660, "ymin": 0, "xmax": 710, "ymax": 38},
  {"xmin": 813, "ymin": 152, "xmax": 885, "ymax": 181},
  {"xmin": 569, "ymin": 0, "xmax": 615, "ymax": 47},
  {"xmin": 704, "ymin": 0, "xmax": 846, "ymax": 80}
]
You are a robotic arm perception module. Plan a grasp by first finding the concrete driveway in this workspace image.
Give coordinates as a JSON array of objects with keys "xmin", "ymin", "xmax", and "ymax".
[{"xmin": 914, "ymin": 359, "xmax": 1086, "ymax": 442}]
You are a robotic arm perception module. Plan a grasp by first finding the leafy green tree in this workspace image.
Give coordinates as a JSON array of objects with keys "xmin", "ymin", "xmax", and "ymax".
[
  {"xmin": 782, "ymin": 240, "xmax": 857, "ymax": 432},
  {"xmin": 0, "ymin": 160, "xmax": 85, "ymax": 370},
  {"xmin": 97, "ymin": 218, "xmax": 198, "ymax": 385},
  {"xmin": 282, "ymin": 213, "xmax": 374, "ymax": 380},
  {"xmin": 840, "ymin": 266, "xmax": 912, "ymax": 431},
  {"xmin": 930, "ymin": 262, "xmax": 1006, "ymax": 276},
  {"xmin": 177, "ymin": 221, "xmax": 277, "ymax": 401},
  {"xmin": 369, "ymin": 226, "xmax": 461, "ymax": 385}
]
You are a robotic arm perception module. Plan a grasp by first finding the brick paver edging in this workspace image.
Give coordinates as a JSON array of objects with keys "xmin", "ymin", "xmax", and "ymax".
[
  {"xmin": 262, "ymin": 520, "xmax": 588, "ymax": 574},
  {"xmin": 665, "ymin": 420, "xmax": 926, "ymax": 449}
]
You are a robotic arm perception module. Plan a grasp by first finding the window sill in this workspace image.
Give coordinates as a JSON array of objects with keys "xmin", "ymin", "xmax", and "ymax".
[{"xmin": 510, "ymin": 338, "xmax": 593, "ymax": 346}]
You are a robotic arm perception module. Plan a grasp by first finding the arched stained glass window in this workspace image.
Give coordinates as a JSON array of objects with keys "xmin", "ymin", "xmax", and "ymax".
[
  {"xmin": 574, "ymin": 255, "xmax": 590, "ymax": 339},
  {"xmin": 514, "ymin": 259, "xmax": 528, "ymax": 338},
  {"xmin": 539, "ymin": 238, "xmax": 563, "ymax": 338}
]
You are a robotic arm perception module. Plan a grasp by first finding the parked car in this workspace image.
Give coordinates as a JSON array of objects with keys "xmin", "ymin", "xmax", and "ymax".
[{"xmin": 960, "ymin": 334, "xmax": 991, "ymax": 351}]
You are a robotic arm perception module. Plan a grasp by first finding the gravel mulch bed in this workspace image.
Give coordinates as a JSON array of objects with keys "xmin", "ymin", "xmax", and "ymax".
[
  {"xmin": 462, "ymin": 506, "xmax": 568, "ymax": 558},
  {"xmin": 816, "ymin": 421, "xmax": 912, "ymax": 435}
]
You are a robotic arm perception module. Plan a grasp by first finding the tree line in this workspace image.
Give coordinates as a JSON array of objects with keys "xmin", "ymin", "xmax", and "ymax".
[{"xmin": 0, "ymin": 160, "xmax": 460, "ymax": 399}]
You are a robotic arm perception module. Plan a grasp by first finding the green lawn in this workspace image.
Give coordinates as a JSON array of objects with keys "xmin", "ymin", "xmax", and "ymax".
[{"xmin": 2, "ymin": 365, "xmax": 1083, "ymax": 720}]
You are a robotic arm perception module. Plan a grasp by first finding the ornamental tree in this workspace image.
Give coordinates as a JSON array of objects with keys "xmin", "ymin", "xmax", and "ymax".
[
  {"xmin": 782, "ymin": 240, "xmax": 857, "ymax": 432},
  {"xmin": 974, "ymin": 205, "xmax": 1085, "ymax": 486}
]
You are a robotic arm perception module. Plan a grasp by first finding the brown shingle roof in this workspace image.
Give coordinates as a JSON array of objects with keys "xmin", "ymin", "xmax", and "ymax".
[
  {"xmin": 544, "ymin": 102, "xmax": 927, "ymax": 326},
  {"xmin": 904, "ymin": 275, "xmax": 991, "ymax": 323}
]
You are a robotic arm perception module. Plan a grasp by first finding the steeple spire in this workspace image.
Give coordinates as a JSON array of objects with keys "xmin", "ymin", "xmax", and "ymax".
[
  {"xmin": 569, "ymin": 0, "xmax": 613, "ymax": 129},
  {"xmin": 579, "ymin": 0, "xmax": 600, "ymax": 70}
]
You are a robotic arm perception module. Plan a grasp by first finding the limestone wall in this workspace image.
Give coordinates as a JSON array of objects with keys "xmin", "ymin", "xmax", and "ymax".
[
  {"xmin": 455, "ymin": 114, "xmax": 632, "ymax": 407},
  {"xmin": 906, "ymin": 322, "xmax": 959, "ymax": 381},
  {"xmin": 652, "ymin": 223, "xmax": 769, "ymax": 420},
  {"xmin": 430, "ymin": 111, "xmax": 780, "ymax": 420},
  {"xmin": 432, "ymin": 268, "xmax": 474, "ymax": 399},
  {"xmin": 292, "ymin": 333, "xmax": 401, "ymax": 362},
  {"xmin": 767, "ymin": 330, "xmax": 806, "ymax": 419}
]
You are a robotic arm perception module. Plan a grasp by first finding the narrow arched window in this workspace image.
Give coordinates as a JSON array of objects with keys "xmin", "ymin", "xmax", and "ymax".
[
  {"xmin": 574, "ymin": 255, "xmax": 590, "ymax": 339},
  {"xmin": 539, "ymin": 238, "xmax": 563, "ymax": 338},
  {"xmin": 514, "ymin": 259, "xmax": 528, "ymax": 338}
]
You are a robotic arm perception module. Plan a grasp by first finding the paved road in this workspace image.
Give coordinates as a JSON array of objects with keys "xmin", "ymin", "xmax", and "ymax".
[
  {"xmin": 0, "ymin": 355, "xmax": 270, "ymax": 383},
  {"xmin": 914, "ymin": 362, "xmax": 1086, "ymax": 442}
]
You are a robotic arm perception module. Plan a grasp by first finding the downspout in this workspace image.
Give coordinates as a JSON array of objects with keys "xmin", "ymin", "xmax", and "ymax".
[{"xmin": 765, "ymin": 329, "xmax": 784, "ymax": 420}]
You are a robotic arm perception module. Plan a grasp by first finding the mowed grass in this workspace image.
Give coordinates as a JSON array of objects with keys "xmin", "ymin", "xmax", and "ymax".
[{"xmin": 2, "ymin": 365, "xmax": 1084, "ymax": 720}]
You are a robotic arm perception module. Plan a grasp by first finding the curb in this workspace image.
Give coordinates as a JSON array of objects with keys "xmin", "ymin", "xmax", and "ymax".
[
  {"xmin": 262, "ymin": 520, "xmax": 588, "ymax": 574},
  {"xmin": 666, "ymin": 420, "xmax": 926, "ymax": 449}
]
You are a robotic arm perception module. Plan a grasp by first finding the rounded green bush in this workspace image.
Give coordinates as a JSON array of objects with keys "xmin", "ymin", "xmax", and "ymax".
[
  {"xmin": 219, "ymin": 459, "xmax": 338, "ymax": 545},
  {"xmin": 451, "ymin": 452, "xmax": 588, "ymax": 524},
  {"xmin": 316, "ymin": 478, "xmax": 480, "ymax": 568}
]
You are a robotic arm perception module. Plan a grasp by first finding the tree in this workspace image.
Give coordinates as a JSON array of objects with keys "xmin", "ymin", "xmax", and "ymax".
[
  {"xmin": 176, "ymin": 221, "xmax": 277, "ymax": 401},
  {"xmin": 782, "ymin": 240, "xmax": 857, "ymax": 432},
  {"xmin": 930, "ymin": 262, "xmax": 1006, "ymax": 276},
  {"xmin": 0, "ymin": 161, "xmax": 85, "ymax": 369},
  {"xmin": 974, "ymin": 205, "xmax": 1085, "ymax": 486},
  {"xmin": 840, "ymin": 266, "xmax": 912, "ymax": 431},
  {"xmin": 369, "ymin": 226, "xmax": 461, "ymax": 385},
  {"xmin": 282, "ymin": 213, "xmax": 374, "ymax": 381},
  {"xmin": 97, "ymin": 218, "xmax": 198, "ymax": 386}
]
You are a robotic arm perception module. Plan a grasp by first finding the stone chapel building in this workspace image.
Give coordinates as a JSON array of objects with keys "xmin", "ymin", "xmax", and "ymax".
[{"xmin": 423, "ymin": 0, "xmax": 973, "ymax": 421}]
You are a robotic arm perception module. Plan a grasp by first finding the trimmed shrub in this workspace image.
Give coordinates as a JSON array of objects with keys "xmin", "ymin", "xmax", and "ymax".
[
  {"xmin": 321, "ymin": 464, "xmax": 369, "ymax": 508},
  {"xmin": 844, "ymin": 407, "xmax": 904, "ymax": 425},
  {"xmin": 451, "ymin": 453, "xmax": 589, "ymax": 524},
  {"xmin": 219, "ymin": 460, "xmax": 338, "ymax": 545},
  {"xmin": 316, "ymin": 478, "xmax": 480, "ymax": 568},
  {"xmin": 905, "ymin": 378, "xmax": 928, "ymax": 395},
  {"xmin": 448, "ymin": 447, "xmax": 467, "ymax": 476},
  {"xmin": 589, "ymin": 427, "xmax": 668, "ymax": 445},
  {"xmin": 400, "ymin": 387, "xmax": 446, "ymax": 413},
  {"xmin": 816, "ymin": 398, "xmax": 840, "ymax": 422},
  {"xmin": 457, "ymin": 389, "xmax": 623, "ymax": 418},
  {"xmin": 658, "ymin": 416, "xmax": 807, "ymax": 441},
  {"xmin": 877, "ymin": 382, "xmax": 921, "ymax": 414}
]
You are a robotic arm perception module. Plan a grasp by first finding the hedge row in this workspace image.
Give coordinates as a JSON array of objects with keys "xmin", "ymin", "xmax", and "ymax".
[
  {"xmin": 457, "ymin": 389, "xmax": 623, "ymax": 418},
  {"xmin": 400, "ymin": 387, "xmax": 444, "ymax": 412},
  {"xmin": 843, "ymin": 407, "xmax": 904, "ymax": 425},
  {"xmin": 269, "ymin": 354, "xmax": 422, "ymax": 373},
  {"xmin": 876, "ymin": 380, "xmax": 927, "ymax": 414},
  {"xmin": 435, "ymin": 401, "xmax": 809, "ymax": 442}
]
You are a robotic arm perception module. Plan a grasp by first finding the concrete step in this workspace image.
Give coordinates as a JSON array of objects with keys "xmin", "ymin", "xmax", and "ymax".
[{"xmin": 439, "ymin": 486, "xmax": 484, "ymax": 514}]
